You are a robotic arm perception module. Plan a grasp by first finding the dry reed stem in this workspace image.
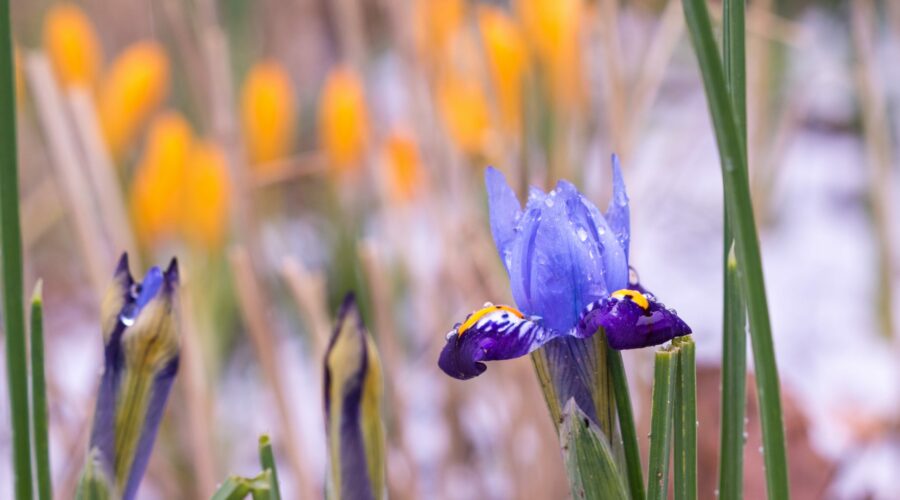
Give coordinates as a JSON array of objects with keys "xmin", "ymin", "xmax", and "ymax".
[
  {"xmin": 597, "ymin": 0, "xmax": 628, "ymax": 155},
  {"xmin": 25, "ymin": 52, "xmax": 110, "ymax": 298},
  {"xmin": 280, "ymin": 255, "xmax": 331, "ymax": 358},
  {"xmin": 229, "ymin": 246, "xmax": 317, "ymax": 498},
  {"xmin": 177, "ymin": 286, "xmax": 218, "ymax": 496},
  {"xmin": 66, "ymin": 88, "xmax": 139, "ymax": 261},
  {"xmin": 624, "ymin": 0, "xmax": 684, "ymax": 158},
  {"xmin": 851, "ymin": 0, "xmax": 896, "ymax": 339},
  {"xmin": 21, "ymin": 178, "xmax": 63, "ymax": 249},
  {"xmin": 253, "ymin": 151, "xmax": 329, "ymax": 189}
]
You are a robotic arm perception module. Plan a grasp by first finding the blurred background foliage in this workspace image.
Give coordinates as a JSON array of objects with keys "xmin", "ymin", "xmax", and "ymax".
[{"xmin": 2, "ymin": 0, "xmax": 899, "ymax": 498}]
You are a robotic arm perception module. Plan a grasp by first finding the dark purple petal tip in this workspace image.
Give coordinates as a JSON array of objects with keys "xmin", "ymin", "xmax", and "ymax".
[{"xmin": 577, "ymin": 287, "xmax": 691, "ymax": 350}]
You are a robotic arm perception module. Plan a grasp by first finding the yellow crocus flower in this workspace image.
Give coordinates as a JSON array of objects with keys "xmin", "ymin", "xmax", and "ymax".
[
  {"xmin": 99, "ymin": 41, "xmax": 170, "ymax": 159},
  {"xmin": 437, "ymin": 74, "xmax": 491, "ymax": 156},
  {"xmin": 477, "ymin": 6, "xmax": 527, "ymax": 134},
  {"xmin": 383, "ymin": 132, "xmax": 423, "ymax": 203},
  {"xmin": 517, "ymin": 0, "xmax": 584, "ymax": 110},
  {"xmin": 240, "ymin": 60, "xmax": 297, "ymax": 169},
  {"xmin": 42, "ymin": 3, "xmax": 102, "ymax": 88},
  {"xmin": 318, "ymin": 66, "xmax": 369, "ymax": 175},
  {"xmin": 182, "ymin": 141, "xmax": 231, "ymax": 250},
  {"xmin": 131, "ymin": 112, "xmax": 193, "ymax": 245}
]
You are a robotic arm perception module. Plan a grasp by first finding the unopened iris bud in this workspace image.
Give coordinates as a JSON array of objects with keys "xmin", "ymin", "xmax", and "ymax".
[
  {"xmin": 324, "ymin": 294, "xmax": 386, "ymax": 500},
  {"xmin": 86, "ymin": 254, "xmax": 180, "ymax": 500}
]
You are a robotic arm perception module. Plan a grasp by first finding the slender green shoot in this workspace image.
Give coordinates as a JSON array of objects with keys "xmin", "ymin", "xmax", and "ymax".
[
  {"xmin": 647, "ymin": 347, "xmax": 677, "ymax": 500},
  {"xmin": 31, "ymin": 281, "xmax": 52, "ymax": 500},
  {"xmin": 673, "ymin": 337, "xmax": 697, "ymax": 500},
  {"xmin": 210, "ymin": 471, "xmax": 272, "ymax": 500},
  {"xmin": 258, "ymin": 435, "xmax": 281, "ymax": 500},
  {"xmin": 719, "ymin": 247, "xmax": 747, "ymax": 498},
  {"xmin": 681, "ymin": 0, "xmax": 789, "ymax": 496},
  {"xmin": 0, "ymin": 0, "xmax": 35, "ymax": 497},
  {"xmin": 608, "ymin": 348, "xmax": 645, "ymax": 500}
]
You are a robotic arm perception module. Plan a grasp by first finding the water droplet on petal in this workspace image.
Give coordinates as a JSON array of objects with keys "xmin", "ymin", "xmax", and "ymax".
[
  {"xmin": 119, "ymin": 303, "xmax": 138, "ymax": 327},
  {"xmin": 576, "ymin": 227, "xmax": 588, "ymax": 242}
]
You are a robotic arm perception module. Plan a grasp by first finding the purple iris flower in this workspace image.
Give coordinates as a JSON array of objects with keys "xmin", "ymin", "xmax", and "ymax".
[
  {"xmin": 439, "ymin": 157, "xmax": 690, "ymax": 390},
  {"xmin": 85, "ymin": 253, "xmax": 180, "ymax": 500}
]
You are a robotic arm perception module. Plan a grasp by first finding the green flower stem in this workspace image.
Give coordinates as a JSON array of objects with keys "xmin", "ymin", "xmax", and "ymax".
[
  {"xmin": 31, "ymin": 282, "xmax": 52, "ymax": 500},
  {"xmin": 607, "ymin": 348, "xmax": 645, "ymax": 500},
  {"xmin": 673, "ymin": 337, "xmax": 697, "ymax": 500},
  {"xmin": 681, "ymin": 0, "xmax": 789, "ymax": 496},
  {"xmin": 647, "ymin": 348, "xmax": 677, "ymax": 500},
  {"xmin": 0, "ymin": 0, "xmax": 34, "ymax": 497}
]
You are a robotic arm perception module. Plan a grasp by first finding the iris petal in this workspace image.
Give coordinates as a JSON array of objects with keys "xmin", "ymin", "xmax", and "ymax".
[
  {"xmin": 576, "ymin": 289, "xmax": 691, "ymax": 350},
  {"xmin": 485, "ymin": 167, "xmax": 522, "ymax": 270},
  {"xmin": 605, "ymin": 154, "xmax": 630, "ymax": 259},
  {"xmin": 438, "ymin": 308, "xmax": 559, "ymax": 380}
]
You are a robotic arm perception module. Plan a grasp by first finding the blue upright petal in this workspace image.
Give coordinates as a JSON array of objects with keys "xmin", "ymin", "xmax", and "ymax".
[
  {"xmin": 605, "ymin": 154, "xmax": 630, "ymax": 259},
  {"xmin": 485, "ymin": 167, "xmax": 522, "ymax": 271}
]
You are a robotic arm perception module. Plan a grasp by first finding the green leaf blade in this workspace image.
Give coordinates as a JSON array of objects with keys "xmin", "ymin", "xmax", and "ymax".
[
  {"xmin": 559, "ymin": 399, "xmax": 628, "ymax": 500},
  {"xmin": 647, "ymin": 348, "xmax": 677, "ymax": 500},
  {"xmin": 31, "ymin": 281, "xmax": 53, "ymax": 500}
]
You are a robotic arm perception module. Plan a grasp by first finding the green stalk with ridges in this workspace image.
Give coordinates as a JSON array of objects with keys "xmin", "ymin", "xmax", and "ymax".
[
  {"xmin": 608, "ymin": 348, "xmax": 645, "ymax": 500},
  {"xmin": 673, "ymin": 337, "xmax": 697, "ymax": 500},
  {"xmin": 258, "ymin": 435, "xmax": 282, "ymax": 500},
  {"xmin": 0, "ymin": 0, "xmax": 34, "ymax": 497},
  {"xmin": 31, "ymin": 281, "xmax": 53, "ymax": 500},
  {"xmin": 647, "ymin": 347, "xmax": 677, "ymax": 500},
  {"xmin": 681, "ymin": 0, "xmax": 789, "ymax": 496}
]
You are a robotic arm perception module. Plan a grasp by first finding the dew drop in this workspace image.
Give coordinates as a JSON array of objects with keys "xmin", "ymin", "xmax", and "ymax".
[
  {"xmin": 445, "ymin": 330, "xmax": 456, "ymax": 340},
  {"xmin": 119, "ymin": 303, "xmax": 138, "ymax": 327},
  {"xmin": 544, "ymin": 197, "xmax": 555, "ymax": 208},
  {"xmin": 576, "ymin": 227, "xmax": 588, "ymax": 242}
]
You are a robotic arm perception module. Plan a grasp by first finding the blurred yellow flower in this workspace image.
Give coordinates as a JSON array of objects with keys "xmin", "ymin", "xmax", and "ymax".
[
  {"xmin": 42, "ymin": 3, "xmax": 102, "ymax": 88},
  {"xmin": 383, "ymin": 132, "xmax": 423, "ymax": 203},
  {"xmin": 437, "ymin": 74, "xmax": 491, "ymax": 156},
  {"xmin": 240, "ymin": 60, "xmax": 297, "ymax": 169},
  {"xmin": 477, "ymin": 6, "xmax": 527, "ymax": 134},
  {"xmin": 413, "ymin": 0, "xmax": 466, "ymax": 62},
  {"xmin": 99, "ymin": 41, "xmax": 170, "ymax": 159},
  {"xmin": 131, "ymin": 112, "xmax": 193, "ymax": 245},
  {"xmin": 318, "ymin": 66, "xmax": 369, "ymax": 175},
  {"xmin": 517, "ymin": 0, "xmax": 583, "ymax": 110},
  {"xmin": 182, "ymin": 141, "xmax": 231, "ymax": 249}
]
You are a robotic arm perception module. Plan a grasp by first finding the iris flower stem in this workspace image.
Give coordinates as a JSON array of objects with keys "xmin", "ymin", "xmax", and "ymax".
[
  {"xmin": 681, "ymin": 0, "xmax": 790, "ymax": 497},
  {"xmin": 0, "ymin": 0, "xmax": 35, "ymax": 497},
  {"xmin": 607, "ymin": 348, "xmax": 645, "ymax": 500},
  {"xmin": 647, "ymin": 348, "xmax": 676, "ymax": 500},
  {"xmin": 673, "ymin": 337, "xmax": 697, "ymax": 500},
  {"xmin": 31, "ymin": 282, "xmax": 52, "ymax": 500}
]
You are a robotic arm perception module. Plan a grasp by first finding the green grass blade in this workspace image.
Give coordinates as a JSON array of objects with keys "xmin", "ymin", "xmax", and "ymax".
[
  {"xmin": 258, "ymin": 435, "xmax": 282, "ymax": 500},
  {"xmin": 559, "ymin": 400, "xmax": 628, "ymax": 500},
  {"xmin": 723, "ymin": 0, "xmax": 747, "ymax": 146},
  {"xmin": 31, "ymin": 281, "xmax": 53, "ymax": 500},
  {"xmin": 210, "ymin": 477, "xmax": 252, "ymax": 500},
  {"xmin": 719, "ymin": 247, "xmax": 747, "ymax": 498},
  {"xmin": 608, "ymin": 348, "xmax": 645, "ymax": 500},
  {"xmin": 673, "ymin": 337, "xmax": 697, "ymax": 500},
  {"xmin": 0, "ymin": 0, "xmax": 34, "ymax": 497},
  {"xmin": 647, "ymin": 348, "xmax": 677, "ymax": 500},
  {"xmin": 681, "ymin": 0, "xmax": 790, "ymax": 497}
]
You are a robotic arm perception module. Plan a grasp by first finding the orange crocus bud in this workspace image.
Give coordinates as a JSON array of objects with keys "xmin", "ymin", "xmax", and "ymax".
[
  {"xmin": 240, "ymin": 60, "xmax": 297, "ymax": 169},
  {"xmin": 437, "ymin": 74, "xmax": 491, "ymax": 156},
  {"xmin": 42, "ymin": 3, "xmax": 102, "ymax": 88},
  {"xmin": 477, "ymin": 6, "xmax": 527, "ymax": 133},
  {"xmin": 131, "ymin": 112, "xmax": 193, "ymax": 245},
  {"xmin": 318, "ymin": 66, "xmax": 369, "ymax": 175},
  {"xmin": 182, "ymin": 141, "xmax": 231, "ymax": 250},
  {"xmin": 413, "ymin": 0, "xmax": 465, "ymax": 62},
  {"xmin": 99, "ymin": 41, "xmax": 170, "ymax": 159},
  {"xmin": 383, "ymin": 131, "xmax": 423, "ymax": 203}
]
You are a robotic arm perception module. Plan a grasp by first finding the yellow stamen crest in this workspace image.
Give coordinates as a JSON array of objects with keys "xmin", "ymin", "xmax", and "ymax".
[
  {"xmin": 611, "ymin": 289, "xmax": 649, "ymax": 310},
  {"xmin": 457, "ymin": 305, "xmax": 524, "ymax": 337}
]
